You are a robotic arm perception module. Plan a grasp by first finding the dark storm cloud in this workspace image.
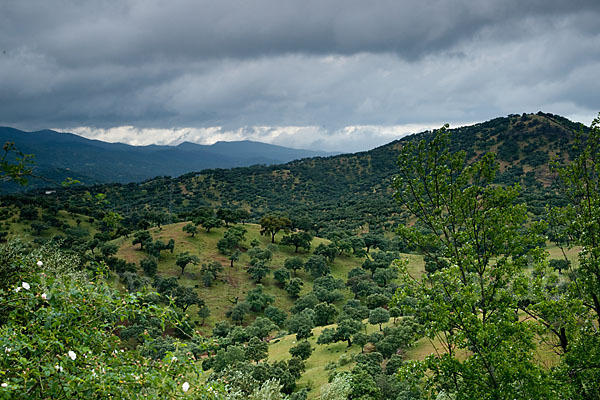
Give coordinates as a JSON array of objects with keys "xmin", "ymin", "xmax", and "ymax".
[
  {"xmin": 3, "ymin": 0, "xmax": 600, "ymax": 63},
  {"xmin": 0, "ymin": 0, "xmax": 599, "ymax": 150}
]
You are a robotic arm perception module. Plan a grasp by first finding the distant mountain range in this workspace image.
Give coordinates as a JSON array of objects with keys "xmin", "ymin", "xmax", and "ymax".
[{"xmin": 0, "ymin": 127, "xmax": 336, "ymax": 190}]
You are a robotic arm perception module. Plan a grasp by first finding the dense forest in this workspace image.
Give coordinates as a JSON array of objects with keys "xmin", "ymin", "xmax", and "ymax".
[{"xmin": 1, "ymin": 112, "xmax": 599, "ymax": 399}]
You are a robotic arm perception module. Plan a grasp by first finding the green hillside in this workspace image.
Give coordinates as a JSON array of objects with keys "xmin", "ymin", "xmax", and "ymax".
[
  {"xmin": 2, "ymin": 112, "xmax": 599, "ymax": 399},
  {"xmin": 113, "ymin": 223, "xmax": 369, "ymax": 330},
  {"xmin": 40, "ymin": 112, "xmax": 586, "ymax": 238}
]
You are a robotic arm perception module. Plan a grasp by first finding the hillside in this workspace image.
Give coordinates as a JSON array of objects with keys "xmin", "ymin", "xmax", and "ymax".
[
  {"xmin": 2, "ymin": 111, "xmax": 597, "ymax": 399},
  {"xmin": 41, "ymin": 112, "xmax": 587, "ymax": 237},
  {"xmin": 0, "ymin": 127, "xmax": 335, "ymax": 191}
]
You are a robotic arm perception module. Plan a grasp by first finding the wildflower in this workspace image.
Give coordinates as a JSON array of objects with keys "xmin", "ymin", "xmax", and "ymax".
[
  {"xmin": 4, "ymin": 347, "xmax": 10, "ymax": 353},
  {"xmin": 14, "ymin": 287, "xmax": 21, "ymax": 293},
  {"xmin": 1, "ymin": 383, "xmax": 7, "ymax": 388},
  {"xmin": 22, "ymin": 282, "xmax": 30, "ymax": 290},
  {"xmin": 182, "ymin": 382, "xmax": 190, "ymax": 392},
  {"xmin": 41, "ymin": 293, "xmax": 47, "ymax": 300},
  {"xmin": 54, "ymin": 364, "xmax": 63, "ymax": 372},
  {"xmin": 37, "ymin": 260, "xmax": 43, "ymax": 267},
  {"xmin": 68, "ymin": 350, "xmax": 76, "ymax": 360},
  {"xmin": 171, "ymin": 356, "xmax": 177, "ymax": 362}
]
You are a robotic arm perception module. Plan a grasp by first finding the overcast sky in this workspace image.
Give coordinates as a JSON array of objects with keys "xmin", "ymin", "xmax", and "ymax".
[{"xmin": 1, "ymin": 1, "xmax": 599, "ymax": 152}]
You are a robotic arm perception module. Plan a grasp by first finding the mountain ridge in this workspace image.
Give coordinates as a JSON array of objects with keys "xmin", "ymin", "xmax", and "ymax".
[{"xmin": 0, "ymin": 127, "xmax": 337, "ymax": 190}]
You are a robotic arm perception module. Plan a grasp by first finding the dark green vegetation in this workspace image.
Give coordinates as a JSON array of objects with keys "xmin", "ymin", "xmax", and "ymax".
[
  {"xmin": 1, "ymin": 111, "xmax": 600, "ymax": 399},
  {"xmin": 0, "ymin": 126, "xmax": 334, "ymax": 191},
  {"xmin": 31, "ymin": 112, "xmax": 586, "ymax": 239}
]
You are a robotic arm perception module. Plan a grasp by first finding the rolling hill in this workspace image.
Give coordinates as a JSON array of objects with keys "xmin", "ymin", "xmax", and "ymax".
[{"xmin": 40, "ymin": 112, "xmax": 587, "ymax": 237}]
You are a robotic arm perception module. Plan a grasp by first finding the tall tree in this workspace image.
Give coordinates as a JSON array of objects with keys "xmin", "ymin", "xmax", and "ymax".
[
  {"xmin": 542, "ymin": 114, "xmax": 600, "ymax": 397},
  {"xmin": 392, "ymin": 125, "xmax": 552, "ymax": 399}
]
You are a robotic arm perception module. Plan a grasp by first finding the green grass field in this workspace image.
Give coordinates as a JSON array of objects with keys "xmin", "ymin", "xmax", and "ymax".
[{"xmin": 115, "ymin": 222, "xmax": 373, "ymax": 333}]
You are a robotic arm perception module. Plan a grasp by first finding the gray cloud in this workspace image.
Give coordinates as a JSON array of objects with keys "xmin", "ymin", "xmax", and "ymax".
[{"xmin": 1, "ymin": 1, "xmax": 599, "ymax": 151}]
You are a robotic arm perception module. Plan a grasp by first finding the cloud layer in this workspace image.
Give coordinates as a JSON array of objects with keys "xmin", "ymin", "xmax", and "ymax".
[{"xmin": 1, "ymin": 1, "xmax": 599, "ymax": 151}]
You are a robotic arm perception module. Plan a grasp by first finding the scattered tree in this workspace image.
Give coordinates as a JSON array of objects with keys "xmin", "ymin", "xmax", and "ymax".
[
  {"xmin": 182, "ymin": 223, "xmax": 197, "ymax": 237},
  {"xmin": 260, "ymin": 215, "xmax": 292, "ymax": 243},
  {"xmin": 175, "ymin": 251, "xmax": 200, "ymax": 276},
  {"xmin": 281, "ymin": 231, "xmax": 313, "ymax": 253},
  {"xmin": 303, "ymin": 255, "xmax": 330, "ymax": 278},
  {"xmin": 284, "ymin": 257, "xmax": 304, "ymax": 277},
  {"xmin": 289, "ymin": 341, "xmax": 312, "ymax": 360},
  {"xmin": 140, "ymin": 257, "xmax": 158, "ymax": 277},
  {"xmin": 368, "ymin": 307, "xmax": 390, "ymax": 331}
]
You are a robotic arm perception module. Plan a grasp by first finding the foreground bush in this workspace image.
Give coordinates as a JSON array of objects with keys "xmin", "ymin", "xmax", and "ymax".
[{"xmin": 0, "ymin": 242, "xmax": 224, "ymax": 399}]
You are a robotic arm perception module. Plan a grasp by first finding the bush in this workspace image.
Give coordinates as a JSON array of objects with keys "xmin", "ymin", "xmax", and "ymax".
[{"xmin": 0, "ymin": 244, "xmax": 223, "ymax": 398}]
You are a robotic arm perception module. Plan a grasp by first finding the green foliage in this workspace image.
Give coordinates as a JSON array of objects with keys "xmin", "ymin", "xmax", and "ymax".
[
  {"xmin": 393, "ymin": 125, "xmax": 553, "ymax": 399},
  {"xmin": 199, "ymin": 216, "xmax": 223, "ymax": 232},
  {"xmin": 287, "ymin": 310, "xmax": 315, "ymax": 337},
  {"xmin": 132, "ymin": 230, "xmax": 151, "ymax": 249},
  {"xmin": 218, "ymin": 226, "xmax": 248, "ymax": 258},
  {"xmin": 540, "ymin": 114, "xmax": 600, "ymax": 397},
  {"xmin": 284, "ymin": 278, "xmax": 303, "ymax": 299},
  {"xmin": 362, "ymin": 232, "xmax": 385, "ymax": 253},
  {"xmin": 172, "ymin": 285, "xmax": 201, "ymax": 312},
  {"xmin": 245, "ymin": 337, "xmax": 268, "ymax": 363},
  {"xmin": 247, "ymin": 259, "xmax": 270, "ymax": 283},
  {"xmin": 290, "ymin": 293, "xmax": 319, "ymax": 314},
  {"xmin": 281, "ymin": 231, "xmax": 313, "ymax": 253},
  {"xmin": 289, "ymin": 340, "xmax": 312, "ymax": 360},
  {"xmin": 197, "ymin": 300, "xmax": 210, "ymax": 325},
  {"xmin": 200, "ymin": 260, "xmax": 223, "ymax": 287},
  {"xmin": 260, "ymin": 215, "xmax": 292, "ymax": 243},
  {"xmin": 283, "ymin": 257, "xmax": 304, "ymax": 277},
  {"xmin": 245, "ymin": 285, "xmax": 274, "ymax": 312},
  {"xmin": 273, "ymin": 268, "xmax": 290, "ymax": 287},
  {"xmin": 362, "ymin": 251, "xmax": 398, "ymax": 276},
  {"xmin": 228, "ymin": 302, "xmax": 250, "ymax": 325},
  {"xmin": 0, "ymin": 245, "xmax": 222, "ymax": 399},
  {"xmin": 314, "ymin": 242, "xmax": 337, "ymax": 263},
  {"xmin": 317, "ymin": 318, "xmax": 363, "ymax": 347},
  {"xmin": 247, "ymin": 317, "xmax": 277, "ymax": 340},
  {"xmin": 248, "ymin": 246, "xmax": 273, "ymax": 262},
  {"xmin": 313, "ymin": 302, "xmax": 338, "ymax": 326},
  {"xmin": 264, "ymin": 306, "xmax": 287, "ymax": 327},
  {"xmin": 312, "ymin": 274, "xmax": 344, "ymax": 304},
  {"xmin": 140, "ymin": 257, "xmax": 158, "ymax": 277},
  {"xmin": 303, "ymin": 254, "xmax": 330, "ymax": 278},
  {"xmin": 320, "ymin": 373, "xmax": 352, "ymax": 400},
  {"xmin": 175, "ymin": 251, "xmax": 200, "ymax": 276},
  {"xmin": 368, "ymin": 307, "xmax": 390, "ymax": 331},
  {"xmin": 0, "ymin": 141, "xmax": 35, "ymax": 186},
  {"xmin": 182, "ymin": 222, "xmax": 197, "ymax": 237},
  {"xmin": 341, "ymin": 299, "xmax": 369, "ymax": 321}
]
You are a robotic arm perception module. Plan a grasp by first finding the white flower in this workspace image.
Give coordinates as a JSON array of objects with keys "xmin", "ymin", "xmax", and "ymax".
[
  {"xmin": 67, "ymin": 350, "xmax": 76, "ymax": 360},
  {"xmin": 54, "ymin": 364, "xmax": 63, "ymax": 372},
  {"xmin": 21, "ymin": 282, "xmax": 30, "ymax": 290},
  {"xmin": 14, "ymin": 287, "xmax": 21, "ymax": 293},
  {"xmin": 171, "ymin": 356, "xmax": 177, "ymax": 362},
  {"xmin": 41, "ymin": 293, "xmax": 47, "ymax": 300},
  {"xmin": 37, "ymin": 260, "xmax": 43, "ymax": 267},
  {"xmin": 1, "ymin": 382, "xmax": 7, "ymax": 387},
  {"xmin": 4, "ymin": 347, "xmax": 10, "ymax": 353},
  {"xmin": 182, "ymin": 382, "xmax": 190, "ymax": 392}
]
